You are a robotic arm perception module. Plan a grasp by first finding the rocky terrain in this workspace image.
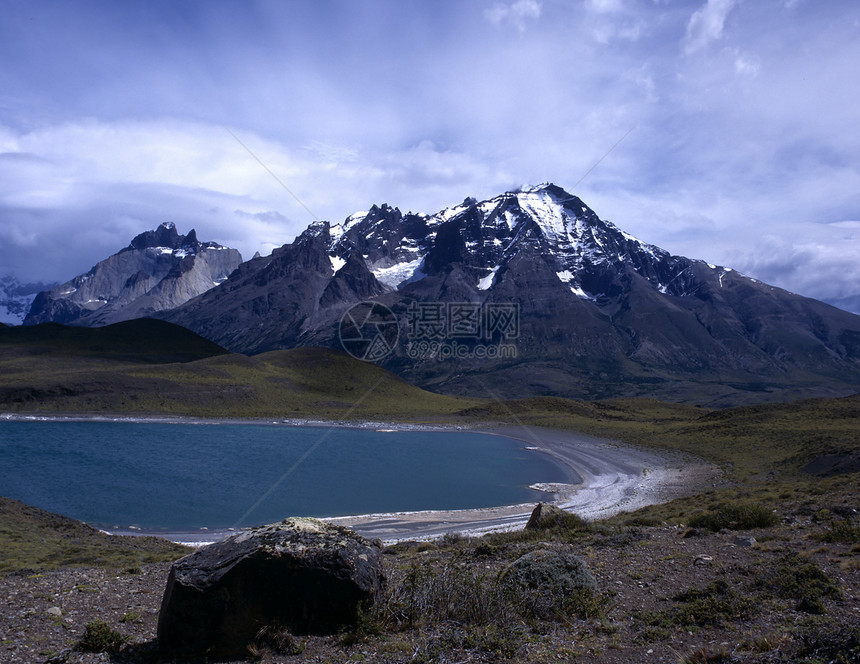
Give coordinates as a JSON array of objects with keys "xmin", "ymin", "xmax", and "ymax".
[
  {"xmin": 1, "ymin": 391, "xmax": 857, "ymax": 663},
  {"xmin": 1, "ymin": 489, "xmax": 857, "ymax": 664}
]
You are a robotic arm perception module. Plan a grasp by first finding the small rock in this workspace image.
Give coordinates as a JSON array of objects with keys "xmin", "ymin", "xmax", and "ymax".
[{"xmin": 45, "ymin": 606, "xmax": 62, "ymax": 617}]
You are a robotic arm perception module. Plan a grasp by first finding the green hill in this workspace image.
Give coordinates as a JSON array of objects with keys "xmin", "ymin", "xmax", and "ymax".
[
  {"xmin": 0, "ymin": 326, "xmax": 475, "ymax": 419},
  {"xmin": 0, "ymin": 318, "xmax": 227, "ymax": 364}
]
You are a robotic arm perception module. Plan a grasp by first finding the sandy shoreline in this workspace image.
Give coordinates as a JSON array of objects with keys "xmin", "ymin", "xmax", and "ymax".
[
  {"xmin": 80, "ymin": 420, "xmax": 718, "ymax": 545},
  {"xmin": 326, "ymin": 426, "xmax": 717, "ymax": 542}
]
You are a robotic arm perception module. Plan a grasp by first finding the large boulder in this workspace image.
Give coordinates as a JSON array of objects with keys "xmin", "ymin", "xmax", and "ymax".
[
  {"xmin": 525, "ymin": 503, "xmax": 586, "ymax": 531},
  {"xmin": 157, "ymin": 517, "xmax": 384, "ymax": 660}
]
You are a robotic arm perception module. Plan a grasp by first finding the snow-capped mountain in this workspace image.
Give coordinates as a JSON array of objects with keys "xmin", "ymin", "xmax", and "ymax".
[
  {"xmin": 0, "ymin": 276, "xmax": 57, "ymax": 325},
  {"xmin": 161, "ymin": 183, "xmax": 860, "ymax": 405},
  {"xmin": 329, "ymin": 183, "xmax": 700, "ymax": 302},
  {"xmin": 24, "ymin": 223, "xmax": 242, "ymax": 326}
]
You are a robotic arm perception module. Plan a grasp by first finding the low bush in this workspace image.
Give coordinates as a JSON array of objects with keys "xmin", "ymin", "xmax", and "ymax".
[
  {"xmin": 688, "ymin": 501, "xmax": 778, "ymax": 531},
  {"xmin": 500, "ymin": 548, "xmax": 599, "ymax": 621},
  {"xmin": 812, "ymin": 517, "xmax": 860, "ymax": 544},
  {"xmin": 79, "ymin": 620, "xmax": 125, "ymax": 653},
  {"xmin": 793, "ymin": 616, "xmax": 860, "ymax": 663},
  {"xmin": 384, "ymin": 546, "xmax": 602, "ymax": 630},
  {"xmin": 672, "ymin": 580, "xmax": 759, "ymax": 627},
  {"xmin": 753, "ymin": 554, "xmax": 841, "ymax": 614},
  {"xmin": 640, "ymin": 579, "xmax": 758, "ymax": 630}
]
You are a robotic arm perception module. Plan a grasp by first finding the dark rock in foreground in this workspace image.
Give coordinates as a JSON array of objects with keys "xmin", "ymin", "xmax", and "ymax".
[{"xmin": 157, "ymin": 517, "xmax": 384, "ymax": 660}]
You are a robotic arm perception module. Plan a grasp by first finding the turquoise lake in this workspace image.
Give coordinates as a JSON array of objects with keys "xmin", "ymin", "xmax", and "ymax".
[{"xmin": 0, "ymin": 421, "xmax": 567, "ymax": 532}]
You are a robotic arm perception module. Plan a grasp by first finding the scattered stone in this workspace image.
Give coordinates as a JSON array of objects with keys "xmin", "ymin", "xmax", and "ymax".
[
  {"xmin": 681, "ymin": 527, "xmax": 702, "ymax": 538},
  {"xmin": 157, "ymin": 517, "xmax": 384, "ymax": 660},
  {"xmin": 45, "ymin": 606, "xmax": 62, "ymax": 617},
  {"xmin": 733, "ymin": 536, "xmax": 757, "ymax": 548}
]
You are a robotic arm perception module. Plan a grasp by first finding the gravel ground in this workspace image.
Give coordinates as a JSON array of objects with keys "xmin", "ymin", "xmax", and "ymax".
[{"xmin": 2, "ymin": 513, "xmax": 857, "ymax": 664}]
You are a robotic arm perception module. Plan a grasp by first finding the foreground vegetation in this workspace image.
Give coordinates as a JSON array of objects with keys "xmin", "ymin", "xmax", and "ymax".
[
  {"xmin": 0, "ymin": 497, "xmax": 190, "ymax": 575},
  {"xmin": 2, "ymin": 489, "xmax": 857, "ymax": 663}
]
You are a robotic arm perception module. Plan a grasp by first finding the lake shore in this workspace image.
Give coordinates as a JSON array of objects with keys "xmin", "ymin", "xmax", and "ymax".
[
  {"xmin": 327, "ymin": 425, "xmax": 718, "ymax": 542},
  {"xmin": 90, "ymin": 421, "xmax": 717, "ymax": 545}
]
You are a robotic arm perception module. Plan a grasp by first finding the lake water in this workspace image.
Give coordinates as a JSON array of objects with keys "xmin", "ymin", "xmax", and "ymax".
[{"xmin": 0, "ymin": 421, "xmax": 567, "ymax": 532}]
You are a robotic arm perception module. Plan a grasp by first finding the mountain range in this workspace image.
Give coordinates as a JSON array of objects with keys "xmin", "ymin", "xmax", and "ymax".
[
  {"xmin": 18, "ymin": 183, "xmax": 860, "ymax": 406},
  {"xmin": 157, "ymin": 183, "xmax": 860, "ymax": 405},
  {"xmin": 23, "ymin": 223, "xmax": 242, "ymax": 327}
]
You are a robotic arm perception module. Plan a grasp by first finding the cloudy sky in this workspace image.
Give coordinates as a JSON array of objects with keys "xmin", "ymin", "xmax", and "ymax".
[{"xmin": 1, "ymin": 0, "xmax": 858, "ymax": 312}]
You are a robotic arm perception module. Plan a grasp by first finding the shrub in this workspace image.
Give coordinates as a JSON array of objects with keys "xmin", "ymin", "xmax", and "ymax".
[
  {"xmin": 500, "ymin": 548, "xmax": 598, "ymax": 620},
  {"xmin": 753, "ymin": 554, "xmax": 841, "ymax": 614},
  {"xmin": 812, "ymin": 518, "xmax": 860, "ymax": 544},
  {"xmin": 640, "ymin": 580, "xmax": 758, "ymax": 630},
  {"xmin": 793, "ymin": 616, "xmax": 860, "ymax": 663},
  {"xmin": 678, "ymin": 646, "xmax": 732, "ymax": 663},
  {"xmin": 525, "ymin": 503, "xmax": 588, "ymax": 532},
  {"xmin": 250, "ymin": 625, "xmax": 306, "ymax": 657},
  {"xmin": 688, "ymin": 501, "xmax": 778, "ymax": 531},
  {"xmin": 386, "ymin": 557, "xmax": 506, "ymax": 629},
  {"xmin": 385, "ymin": 546, "xmax": 603, "ymax": 630},
  {"xmin": 672, "ymin": 580, "xmax": 759, "ymax": 626},
  {"xmin": 79, "ymin": 620, "xmax": 125, "ymax": 653}
]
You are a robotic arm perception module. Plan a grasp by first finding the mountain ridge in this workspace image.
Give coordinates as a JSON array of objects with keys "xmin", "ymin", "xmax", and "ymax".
[{"xmin": 160, "ymin": 183, "xmax": 860, "ymax": 406}]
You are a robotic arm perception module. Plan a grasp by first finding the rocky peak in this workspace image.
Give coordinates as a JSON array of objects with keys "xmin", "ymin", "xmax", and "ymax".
[
  {"xmin": 24, "ymin": 224, "xmax": 242, "ymax": 326},
  {"xmin": 127, "ymin": 221, "xmax": 182, "ymax": 251}
]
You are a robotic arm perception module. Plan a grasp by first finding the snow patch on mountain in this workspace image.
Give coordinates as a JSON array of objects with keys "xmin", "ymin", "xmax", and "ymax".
[
  {"xmin": 329, "ymin": 255, "xmax": 346, "ymax": 273},
  {"xmin": 372, "ymin": 256, "xmax": 425, "ymax": 289},
  {"xmin": 478, "ymin": 266, "xmax": 500, "ymax": 291}
]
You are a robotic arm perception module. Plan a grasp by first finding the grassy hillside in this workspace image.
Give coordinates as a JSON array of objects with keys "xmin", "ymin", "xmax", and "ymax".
[
  {"xmin": 0, "ymin": 318, "xmax": 227, "ymax": 363},
  {"xmin": 0, "ymin": 497, "xmax": 189, "ymax": 574},
  {"xmin": 0, "ymin": 331, "xmax": 477, "ymax": 419},
  {"xmin": 458, "ymin": 394, "xmax": 860, "ymax": 480}
]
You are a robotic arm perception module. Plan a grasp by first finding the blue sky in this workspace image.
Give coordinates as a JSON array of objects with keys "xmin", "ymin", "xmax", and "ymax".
[{"xmin": 1, "ymin": 0, "xmax": 858, "ymax": 312}]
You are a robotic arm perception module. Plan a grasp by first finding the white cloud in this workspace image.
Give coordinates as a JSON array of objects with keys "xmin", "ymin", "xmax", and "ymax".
[
  {"xmin": 684, "ymin": 0, "xmax": 738, "ymax": 54},
  {"xmin": 484, "ymin": 0, "xmax": 542, "ymax": 31},
  {"xmin": 732, "ymin": 50, "xmax": 760, "ymax": 76},
  {"xmin": 585, "ymin": 0, "xmax": 624, "ymax": 13}
]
